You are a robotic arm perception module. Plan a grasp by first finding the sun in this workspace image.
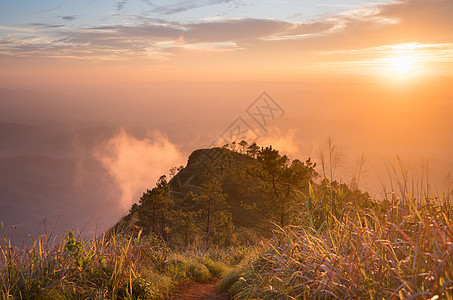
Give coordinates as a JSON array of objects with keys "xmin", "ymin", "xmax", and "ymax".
[{"xmin": 388, "ymin": 56, "xmax": 415, "ymax": 74}]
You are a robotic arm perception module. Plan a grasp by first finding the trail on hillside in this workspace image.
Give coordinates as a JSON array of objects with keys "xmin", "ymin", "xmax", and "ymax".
[{"xmin": 168, "ymin": 280, "xmax": 228, "ymax": 300}]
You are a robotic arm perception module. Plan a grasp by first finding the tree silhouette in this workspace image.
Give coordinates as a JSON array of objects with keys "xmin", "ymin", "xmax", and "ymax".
[
  {"xmin": 247, "ymin": 142, "xmax": 260, "ymax": 158},
  {"xmin": 257, "ymin": 146, "xmax": 317, "ymax": 226}
]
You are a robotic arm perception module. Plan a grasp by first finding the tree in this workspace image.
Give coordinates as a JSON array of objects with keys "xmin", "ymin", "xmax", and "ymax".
[
  {"xmin": 247, "ymin": 142, "xmax": 260, "ymax": 158},
  {"xmin": 238, "ymin": 140, "xmax": 248, "ymax": 154},
  {"xmin": 257, "ymin": 146, "xmax": 317, "ymax": 227},
  {"xmin": 213, "ymin": 210, "xmax": 234, "ymax": 247},
  {"xmin": 194, "ymin": 179, "xmax": 230, "ymax": 247},
  {"xmin": 169, "ymin": 165, "xmax": 184, "ymax": 179},
  {"xmin": 169, "ymin": 208, "xmax": 198, "ymax": 248},
  {"xmin": 122, "ymin": 144, "xmax": 318, "ymax": 247},
  {"xmin": 137, "ymin": 176, "xmax": 171, "ymax": 240}
]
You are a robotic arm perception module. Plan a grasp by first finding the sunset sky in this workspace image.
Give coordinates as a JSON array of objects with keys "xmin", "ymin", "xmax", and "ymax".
[
  {"xmin": 1, "ymin": 0, "xmax": 453, "ymax": 84},
  {"xmin": 1, "ymin": 0, "xmax": 452, "ymax": 177},
  {"xmin": 0, "ymin": 0, "xmax": 452, "ymax": 234}
]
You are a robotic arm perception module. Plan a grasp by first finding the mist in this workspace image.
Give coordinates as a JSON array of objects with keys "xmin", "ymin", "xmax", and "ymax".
[
  {"xmin": 1, "ymin": 78, "xmax": 452, "ymax": 238},
  {"xmin": 95, "ymin": 129, "xmax": 184, "ymax": 210}
]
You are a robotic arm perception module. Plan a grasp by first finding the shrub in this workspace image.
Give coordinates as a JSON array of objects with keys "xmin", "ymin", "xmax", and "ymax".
[
  {"xmin": 187, "ymin": 262, "xmax": 211, "ymax": 283},
  {"xmin": 203, "ymin": 258, "xmax": 229, "ymax": 278},
  {"xmin": 218, "ymin": 269, "xmax": 242, "ymax": 292},
  {"xmin": 122, "ymin": 273, "xmax": 173, "ymax": 300}
]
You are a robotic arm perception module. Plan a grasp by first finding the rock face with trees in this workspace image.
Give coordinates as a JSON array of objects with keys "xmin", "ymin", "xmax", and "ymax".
[{"xmin": 115, "ymin": 142, "xmax": 320, "ymax": 248}]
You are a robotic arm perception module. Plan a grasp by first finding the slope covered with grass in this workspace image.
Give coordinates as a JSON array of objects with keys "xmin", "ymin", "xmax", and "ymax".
[
  {"xmin": 1, "ymin": 226, "xmax": 251, "ymax": 299},
  {"xmin": 1, "ymin": 143, "xmax": 452, "ymax": 299},
  {"xmin": 222, "ymin": 185, "xmax": 453, "ymax": 299}
]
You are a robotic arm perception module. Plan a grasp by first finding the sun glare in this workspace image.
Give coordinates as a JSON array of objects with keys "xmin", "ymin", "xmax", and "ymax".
[{"xmin": 389, "ymin": 56, "xmax": 415, "ymax": 74}]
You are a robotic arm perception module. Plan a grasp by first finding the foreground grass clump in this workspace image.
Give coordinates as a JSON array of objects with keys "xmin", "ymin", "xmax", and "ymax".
[
  {"xmin": 218, "ymin": 246, "xmax": 261, "ymax": 293},
  {"xmin": 228, "ymin": 188, "xmax": 453, "ymax": 299},
  {"xmin": 0, "ymin": 225, "xmax": 252, "ymax": 299},
  {"xmin": 187, "ymin": 262, "xmax": 211, "ymax": 283},
  {"xmin": 202, "ymin": 259, "xmax": 230, "ymax": 278},
  {"xmin": 0, "ymin": 229, "xmax": 191, "ymax": 299}
]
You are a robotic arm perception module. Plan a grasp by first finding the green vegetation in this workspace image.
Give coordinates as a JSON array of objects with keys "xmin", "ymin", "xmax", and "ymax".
[
  {"xmin": 118, "ymin": 143, "xmax": 318, "ymax": 249},
  {"xmin": 1, "ymin": 142, "xmax": 452, "ymax": 299}
]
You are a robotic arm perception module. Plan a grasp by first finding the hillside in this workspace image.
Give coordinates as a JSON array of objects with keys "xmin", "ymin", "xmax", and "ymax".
[
  {"xmin": 168, "ymin": 147, "xmax": 256, "ymax": 202},
  {"xmin": 1, "ymin": 143, "xmax": 452, "ymax": 299},
  {"xmin": 114, "ymin": 144, "xmax": 318, "ymax": 248}
]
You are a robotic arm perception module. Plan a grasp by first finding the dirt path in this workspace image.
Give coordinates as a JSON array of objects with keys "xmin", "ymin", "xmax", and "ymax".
[{"xmin": 168, "ymin": 280, "xmax": 229, "ymax": 300}]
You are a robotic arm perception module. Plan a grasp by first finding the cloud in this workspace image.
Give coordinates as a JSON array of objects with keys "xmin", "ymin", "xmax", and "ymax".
[
  {"xmin": 78, "ymin": 18, "xmax": 304, "ymax": 47},
  {"xmin": 318, "ymin": 0, "xmax": 453, "ymax": 49},
  {"xmin": 117, "ymin": 0, "xmax": 238, "ymax": 14},
  {"xmin": 0, "ymin": 23, "xmax": 184, "ymax": 59},
  {"xmin": 184, "ymin": 19, "xmax": 293, "ymax": 43},
  {"xmin": 116, "ymin": 0, "xmax": 128, "ymax": 11},
  {"xmin": 257, "ymin": 128, "xmax": 301, "ymax": 158},
  {"xmin": 60, "ymin": 15, "xmax": 77, "ymax": 21},
  {"xmin": 87, "ymin": 23, "xmax": 184, "ymax": 38},
  {"xmin": 378, "ymin": 0, "xmax": 453, "ymax": 41},
  {"xmin": 94, "ymin": 129, "xmax": 184, "ymax": 210},
  {"xmin": 1, "ymin": 0, "xmax": 453, "ymax": 62},
  {"xmin": 29, "ymin": 23, "xmax": 65, "ymax": 28},
  {"xmin": 319, "ymin": 42, "xmax": 453, "ymax": 64},
  {"xmin": 0, "ymin": 18, "xmax": 302, "ymax": 59},
  {"xmin": 33, "ymin": 4, "xmax": 62, "ymax": 14}
]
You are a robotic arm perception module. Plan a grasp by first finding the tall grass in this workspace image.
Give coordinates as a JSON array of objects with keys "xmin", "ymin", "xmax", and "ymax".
[
  {"xmin": 228, "ymin": 186, "xmax": 453, "ymax": 299},
  {"xmin": 2, "ymin": 162, "xmax": 451, "ymax": 299},
  {"xmin": 0, "ymin": 227, "xmax": 175, "ymax": 299},
  {"xmin": 0, "ymin": 224, "xmax": 244, "ymax": 299}
]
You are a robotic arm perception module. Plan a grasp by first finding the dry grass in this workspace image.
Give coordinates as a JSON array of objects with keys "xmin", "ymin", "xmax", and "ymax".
[
  {"xmin": 0, "ymin": 226, "xmax": 247, "ymax": 299},
  {"xmin": 2, "ymin": 174, "xmax": 451, "ymax": 299},
  {"xmin": 0, "ymin": 228, "xmax": 175, "ymax": 299},
  {"xmin": 229, "ymin": 186, "xmax": 453, "ymax": 299}
]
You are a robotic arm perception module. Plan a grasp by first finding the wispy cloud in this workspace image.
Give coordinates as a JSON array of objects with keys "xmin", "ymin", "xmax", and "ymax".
[
  {"xmin": 0, "ymin": 18, "xmax": 298, "ymax": 59},
  {"xmin": 185, "ymin": 18, "xmax": 294, "ymax": 43},
  {"xmin": 59, "ymin": 15, "xmax": 77, "ymax": 21},
  {"xmin": 116, "ymin": 0, "xmax": 128, "ymax": 11},
  {"xmin": 33, "ymin": 4, "xmax": 62, "ymax": 14},
  {"xmin": 116, "ymin": 0, "xmax": 239, "ymax": 14},
  {"xmin": 29, "ymin": 23, "xmax": 65, "ymax": 29},
  {"xmin": 1, "ymin": 0, "xmax": 452, "ymax": 64},
  {"xmin": 315, "ymin": 42, "xmax": 453, "ymax": 75},
  {"xmin": 321, "ymin": 43, "xmax": 453, "ymax": 58}
]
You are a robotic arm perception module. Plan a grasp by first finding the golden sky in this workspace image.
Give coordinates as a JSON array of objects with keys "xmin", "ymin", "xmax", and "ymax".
[
  {"xmin": 0, "ymin": 0, "xmax": 452, "ymax": 85},
  {"xmin": 1, "ymin": 0, "xmax": 452, "ymax": 194},
  {"xmin": 0, "ymin": 0, "xmax": 452, "ymax": 233}
]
